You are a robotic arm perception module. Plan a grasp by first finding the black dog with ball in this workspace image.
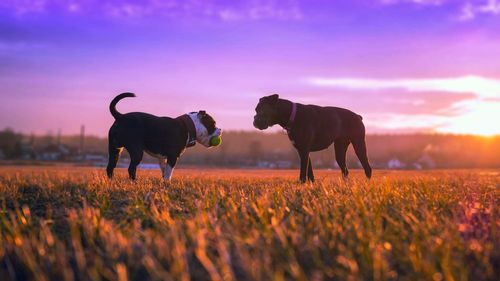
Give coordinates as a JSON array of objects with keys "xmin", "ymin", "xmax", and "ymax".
[{"xmin": 106, "ymin": 93, "xmax": 222, "ymax": 181}]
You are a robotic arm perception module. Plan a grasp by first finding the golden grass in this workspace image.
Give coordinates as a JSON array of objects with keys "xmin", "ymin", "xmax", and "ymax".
[{"xmin": 0, "ymin": 167, "xmax": 498, "ymax": 281}]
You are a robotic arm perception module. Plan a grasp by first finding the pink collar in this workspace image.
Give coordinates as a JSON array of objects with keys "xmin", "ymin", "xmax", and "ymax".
[{"xmin": 287, "ymin": 102, "xmax": 297, "ymax": 130}]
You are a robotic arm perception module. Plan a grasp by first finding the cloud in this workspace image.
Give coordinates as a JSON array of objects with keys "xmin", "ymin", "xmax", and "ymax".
[
  {"xmin": 459, "ymin": 0, "xmax": 500, "ymax": 20},
  {"xmin": 0, "ymin": 0, "xmax": 48, "ymax": 14},
  {"xmin": 307, "ymin": 75, "xmax": 500, "ymax": 98},
  {"xmin": 363, "ymin": 113, "xmax": 447, "ymax": 131},
  {"xmin": 0, "ymin": 0, "xmax": 303, "ymax": 21},
  {"xmin": 378, "ymin": 0, "xmax": 500, "ymax": 21},
  {"xmin": 306, "ymin": 75, "xmax": 500, "ymax": 135},
  {"xmin": 0, "ymin": 40, "xmax": 44, "ymax": 52},
  {"xmin": 375, "ymin": 91, "xmax": 477, "ymax": 115},
  {"xmin": 379, "ymin": 0, "xmax": 444, "ymax": 6}
]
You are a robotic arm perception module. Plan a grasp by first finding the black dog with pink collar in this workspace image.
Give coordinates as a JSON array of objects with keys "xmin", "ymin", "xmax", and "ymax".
[{"xmin": 253, "ymin": 94, "xmax": 372, "ymax": 182}]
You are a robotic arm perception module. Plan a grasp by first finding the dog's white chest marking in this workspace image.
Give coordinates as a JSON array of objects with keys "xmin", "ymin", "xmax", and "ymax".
[
  {"xmin": 188, "ymin": 113, "xmax": 210, "ymax": 147},
  {"xmin": 163, "ymin": 164, "xmax": 174, "ymax": 181}
]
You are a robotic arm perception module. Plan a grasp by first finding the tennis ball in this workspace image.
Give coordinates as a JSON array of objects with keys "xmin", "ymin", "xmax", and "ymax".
[{"xmin": 210, "ymin": 135, "xmax": 222, "ymax": 146}]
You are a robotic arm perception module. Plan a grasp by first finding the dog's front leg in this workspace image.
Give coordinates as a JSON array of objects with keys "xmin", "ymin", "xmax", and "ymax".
[
  {"xmin": 307, "ymin": 157, "xmax": 314, "ymax": 183},
  {"xmin": 163, "ymin": 156, "xmax": 178, "ymax": 181},
  {"xmin": 298, "ymin": 149, "xmax": 310, "ymax": 183}
]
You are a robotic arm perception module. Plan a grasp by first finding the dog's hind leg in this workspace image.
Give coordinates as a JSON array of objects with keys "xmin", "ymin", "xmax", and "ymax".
[
  {"xmin": 297, "ymin": 149, "xmax": 310, "ymax": 183},
  {"xmin": 159, "ymin": 158, "xmax": 167, "ymax": 178},
  {"xmin": 352, "ymin": 137, "xmax": 372, "ymax": 179},
  {"xmin": 127, "ymin": 147, "xmax": 143, "ymax": 180},
  {"xmin": 106, "ymin": 145, "xmax": 122, "ymax": 179},
  {"xmin": 334, "ymin": 138, "xmax": 350, "ymax": 179}
]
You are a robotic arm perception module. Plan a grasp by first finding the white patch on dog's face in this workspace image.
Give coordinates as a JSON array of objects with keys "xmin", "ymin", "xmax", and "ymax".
[{"xmin": 188, "ymin": 112, "xmax": 222, "ymax": 147}]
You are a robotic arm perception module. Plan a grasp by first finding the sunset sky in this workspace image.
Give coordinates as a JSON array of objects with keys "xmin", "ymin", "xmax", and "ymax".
[{"xmin": 1, "ymin": 0, "xmax": 499, "ymax": 136}]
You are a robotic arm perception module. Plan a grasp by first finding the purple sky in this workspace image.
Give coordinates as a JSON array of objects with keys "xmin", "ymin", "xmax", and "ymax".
[{"xmin": 1, "ymin": 0, "xmax": 499, "ymax": 136}]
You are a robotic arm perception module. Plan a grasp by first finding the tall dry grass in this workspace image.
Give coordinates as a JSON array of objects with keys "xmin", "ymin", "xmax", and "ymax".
[{"xmin": 0, "ymin": 167, "xmax": 498, "ymax": 281}]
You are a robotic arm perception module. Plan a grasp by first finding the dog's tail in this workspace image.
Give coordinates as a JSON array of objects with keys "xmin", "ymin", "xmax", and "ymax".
[{"xmin": 110, "ymin": 92, "xmax": 135, "ymax": 119}]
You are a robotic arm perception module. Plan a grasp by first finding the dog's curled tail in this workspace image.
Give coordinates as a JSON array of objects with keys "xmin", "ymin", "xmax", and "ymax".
[{"xmin": 110, "ymin": 92, "xmax": 136, "ymax": 119}]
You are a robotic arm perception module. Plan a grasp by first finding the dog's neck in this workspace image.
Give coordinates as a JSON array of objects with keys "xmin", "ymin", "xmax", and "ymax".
[
  {"xmin": 177, "ymin": 114, "xmax": 197, "ymax": 147},
  {"xmin": 276, "ymin": 99, "xmax": 296, "ymax": 129}
]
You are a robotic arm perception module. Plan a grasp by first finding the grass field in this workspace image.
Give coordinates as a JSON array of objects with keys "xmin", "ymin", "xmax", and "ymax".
[{"xmin": 0, "ymin": 167, "xmax": 498, "ymax": 281}]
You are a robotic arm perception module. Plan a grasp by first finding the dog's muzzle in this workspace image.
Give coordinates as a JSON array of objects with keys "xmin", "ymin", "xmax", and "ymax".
[
  {"xmin": 213, "ymin": 128, "xmax": 222, "ymax": 138},
  {"xmin": 206, "ymin": 127, "xmax": 222, "ymax": 147},
  {"xmin": 253, "ymin": 116, "xmax": 269, "ymax": 130}
]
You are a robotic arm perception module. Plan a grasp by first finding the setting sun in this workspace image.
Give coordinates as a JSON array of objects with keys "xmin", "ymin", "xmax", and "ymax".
[{"xmin": 438, "ymin": 101, "xmax": 500, "ymax": 136}]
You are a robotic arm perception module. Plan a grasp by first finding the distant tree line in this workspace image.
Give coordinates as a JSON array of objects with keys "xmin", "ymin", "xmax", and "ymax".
[
  {"xmin": 0, "ymin": 128, "xmax": 23, "ymax": 159},
  {"xmin": 1, "ymin": 128, "xmax": 499, "ymax": 169}
]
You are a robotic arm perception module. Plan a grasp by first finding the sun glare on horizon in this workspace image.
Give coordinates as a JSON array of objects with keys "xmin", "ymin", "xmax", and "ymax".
[
  {"xmin": 436, "ymin": 101, "xmax": 500, "ymax": 136},
  {"xmin": 308, "ymin": 75, "xmax": 500, "ymax": 137}
]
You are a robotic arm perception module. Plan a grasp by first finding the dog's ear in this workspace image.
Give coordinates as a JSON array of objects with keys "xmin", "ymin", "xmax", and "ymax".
[
  {"xmin": 198, "ymin": 110, "xmax": 207, "ymax": 117},
  {"xmin": 260, "ymin": 94, "xmax": 279, "ymax": 103}
]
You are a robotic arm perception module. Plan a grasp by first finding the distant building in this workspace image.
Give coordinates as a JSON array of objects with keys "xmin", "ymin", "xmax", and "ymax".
[
  {"xmin": 276, "ymin": 160, "xmax": 292, "ymax": 169},
  {"xmin": 84, "ymin": 153, "xmax": 108, "ymax": 166},
  {"xmin": 257, "ymin": 161, "xmax": 274, "ymax": 168},
  {"xmin": 37, "ymin": 143, "xmax": 75, "ymax": 161},
  {"xmin": 20, "ymin": 141, "xmax": 36, "ymax": 160},
  {"xmin": 412, "ymin": 163, "xmax": 423, "ymax": 170},
  {"xmin": 388, "ymin": 158, "xmax": 405, "ymax": 169},
  {"xmin": 256, "ymin": 160, "xmax": 293, "ymax": 169},
  {"xmin": 417, "ymin": 153, "xmax": 436, "ymax": 169},
  {"xmin": 82, "ymin": 153, "xmax": 107, "ymax": 162}
]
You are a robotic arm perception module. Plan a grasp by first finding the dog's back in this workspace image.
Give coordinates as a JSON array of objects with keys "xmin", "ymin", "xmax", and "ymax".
[{"xmin": 298, "ymin": 104, "xmax": 365, "ymax": 139}]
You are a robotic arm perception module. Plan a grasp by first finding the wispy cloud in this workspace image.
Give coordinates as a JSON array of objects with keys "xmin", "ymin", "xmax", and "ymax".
[
  {"xmin": 0, "ymin": 0, "xmax": 48, "ymax": 14},
  {"xmin": 364, "ymin": 113, "xmax": 447, "ymax": 132},
  {"xmin": 218, "ymin": 3, "xmax": 302, "ymax": 22},
  {"xmin": 0, "ymin": 40, "xmax": 47, "ymax": 54},
  {"xmin": 458, "ymin": 0, "xmax": 500, "ymax": 20},
  {"xmin": 379, "ymin": 0, "xmax": 444, "ymax": 6},
  {"xmin": 379, "ymin": 0, "xmax": 500, "ymax": 21},
  {"xmin": 0, "ymin": 0, "xmax": 303, "ymax": 21},
  {"xmin": 307, "ymin": 75, "xmax": 500, "ymax": 98},
  {"xmin": 306, "ymin": 75, "xmax": 500, "ymax": 135}
]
